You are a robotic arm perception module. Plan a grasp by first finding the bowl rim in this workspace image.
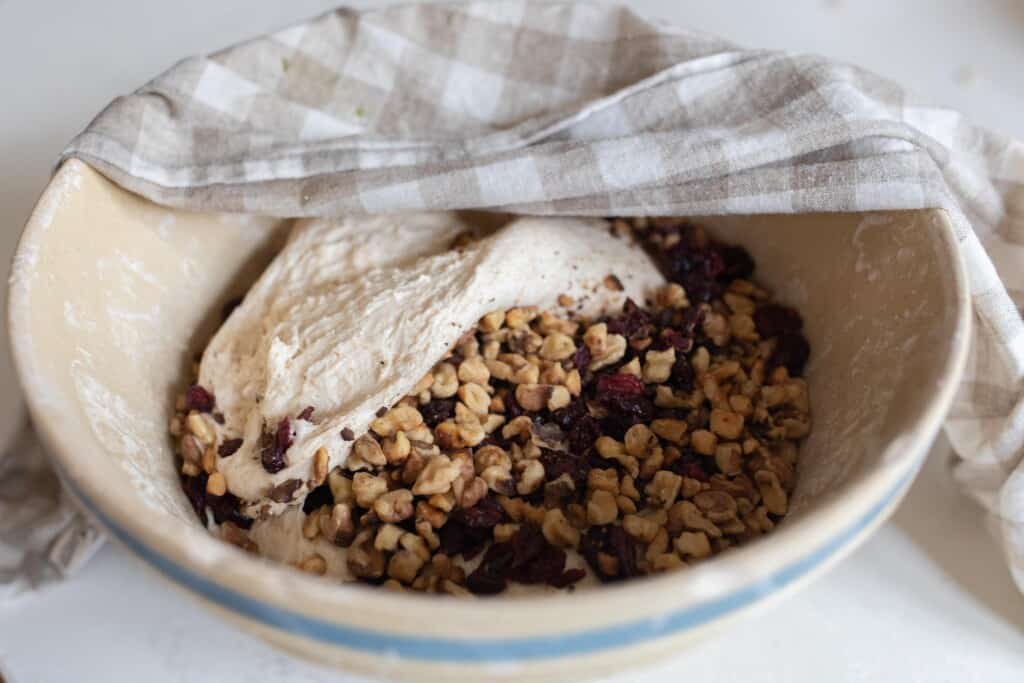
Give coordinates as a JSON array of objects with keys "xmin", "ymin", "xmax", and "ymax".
[{"xmin": 7, "ymin": 159, "xmax": 973, "ymax": 661}]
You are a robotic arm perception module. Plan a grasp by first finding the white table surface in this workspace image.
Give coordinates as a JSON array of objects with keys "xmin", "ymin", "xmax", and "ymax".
[{"xmin": 2, "ymin": 1, "xmax": 1023, "ymax": 681}]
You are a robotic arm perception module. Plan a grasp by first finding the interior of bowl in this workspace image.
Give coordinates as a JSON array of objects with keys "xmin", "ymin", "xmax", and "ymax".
[{"xmin": 9, "ymin": 160, "xmax": 968, "ymax": 640}]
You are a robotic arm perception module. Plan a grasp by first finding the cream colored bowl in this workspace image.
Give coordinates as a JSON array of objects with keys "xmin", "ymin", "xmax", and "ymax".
[{"xmin": 8, "ymin": 159, "xmax": 970, "ymax": 682}]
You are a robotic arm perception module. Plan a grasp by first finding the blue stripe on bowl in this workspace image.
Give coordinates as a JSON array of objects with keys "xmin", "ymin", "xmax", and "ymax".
[{"xmin": 62, "ymin": 466, "xmax": 911, "ymax": 662}]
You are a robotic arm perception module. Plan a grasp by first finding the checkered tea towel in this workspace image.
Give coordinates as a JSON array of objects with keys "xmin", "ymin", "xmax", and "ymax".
[{"xmin": 12, "ymin": 1, "xmax": 1024, "ymax": 595}]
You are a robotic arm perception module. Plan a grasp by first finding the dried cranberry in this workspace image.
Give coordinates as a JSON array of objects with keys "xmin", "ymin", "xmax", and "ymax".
[
  {"xmin": 607, "ymin": 525, "xmax": 639, "ymax": 578},
  {"xmin": 567, "ymin": 414, "xmax": 601, "ymax": 457},
  {"xmin": 218, "ymin": 438, "xmax": 243, "ymax": 457},
  {"xmin": 297, "ymin": 406, "xmax": 315, "ymax": 421},
  {"xmin": 580, "ymin": 524, "xmax": 638, "ymax": 581},
  {"xmin": 570, "ymin": 344, "xmax": 592, "ymax": 372},
  {"xmin": 510, "ymin": 543, "xmax": 566, "ymax": 584},
  {"xmin": 753, "ymin": 304, "xmax": 803, "ymax": 338},
  {"xmin": 553, "ymin": 399, "xmax": 596, "ymax": 454},
  {"xmin": 181, "ymin": 473, "xmax": 208, "ymax": 522},
  {"xmin": 438, "ymin": 519, "xmax": 468, "ymax": 556},
  {"xmin": 669, "ymin": 451, "xmax": 710, "ymax": 481},
  {"xmin": 661, "ymin": 329, "xmax": 694, "ymax": 353},
  {"xmin": 703, "ymin": 248, "xmax": 725, "ymax": 280},
  {"xmin": 466, "ymin": 568, "xmax": 507, "ymax": 595},
  {"xmin": 457, "ymin": 497, "xmax": 504, "ymax": 529},
  {"xmin": 466, "ymin": 542, "xmax": 515, "ymax": 595},
  {"xmin": 678, "ymin": 306, "xmax": 705, "ymax": 336},
  {"xmin": 505, "ymin": 392, "xmax": 526, "ymax": 420},
  {"xmin": 596, "ymin": 373, "xmax": 645, "ymax": 400},
  {"xmin": 681, "ymin": 276, "xmax": 720, "ymax": 304},
  {"xmin": 539, "ymin": 450, "xmax": 573, "ymax": 481},
  {"xmin": 580, "ymin": 526, "xmax": 609, "ymax": 577},
  {"xmin": 260, "ymin": 418, "xmax": 292, "ymax": 473},
  {"xmin": 208, "ymin": 491, "xmax": 254, "ymax": 530},
  {"xmin": 267, "ymin": 478, "xmax": 302, "ymax": 503},
  {"xmin": 607, "ymin": 299, "xmax": 653, "ymax": 340},
  {"xmin": 184, "ymin": 385, "xmax": 215, "ymax": 413},
  {"xmin": 600, "ymin": 396, "xmax": 654, "ymax": 440},
  {"xmin": 665, "ymin": 241, "xmax": 724, "ymax": 282},
  {"xmin": 420, "ymin": 399, "xmax": 455, "ymax": 427},
  {"xmin": 510, "ymin": 525, "xmax": 546, "ymax": 566},
  {"xmin": 552, "ymin": 399, "xmax": 588, "ymax": 432},
  {"xmin": 671, "ymin": 355, "xmax": 695, "ymax": 391},
  {"xmin": 549, "ymin": 567, "xmax": 586, "ymax": 588},
  {"xmin": 662, "ymin": 242, "xmax": 725, "ymax": 304},
  {"xmin": 539, "ymin": 450, "xmax": 590, "ymax": 490},
  {"xmin": 302, "ymin": 483, "xmax": 334, "ymax": 513},
  {"xmin": 465, "ymin": 571, "xmax": 506, "ymax": 595},
  {"xmin": 276, "ymin": 418, "xmax": 293, "ymax": 451},
  {"xmin": 461, "ymin": 532, "xmax": 491, "ymax": 562},
  {"xmin": 718, "ymin": 245, "xmax": 755, "ymax": 281},
  {"xmin": 770, "ymin": 331, "xmax": 811, "ymax": 376}
]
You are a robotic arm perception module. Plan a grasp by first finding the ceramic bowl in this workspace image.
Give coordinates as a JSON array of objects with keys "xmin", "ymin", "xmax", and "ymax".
[{"xmin": 8, "ymin": 159, "xmax": 970, "ymax": 682}]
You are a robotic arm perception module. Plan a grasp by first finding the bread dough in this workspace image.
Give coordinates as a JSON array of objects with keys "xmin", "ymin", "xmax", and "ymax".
[{"xmin": 199, "ymin": 214, "xmax": 665, "ymax": 515}]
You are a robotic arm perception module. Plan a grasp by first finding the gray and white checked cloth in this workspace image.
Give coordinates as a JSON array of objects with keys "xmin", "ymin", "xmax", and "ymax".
[{"xmin": 7, "ymin": 1, "xmax": 1024, "ymax": 595}]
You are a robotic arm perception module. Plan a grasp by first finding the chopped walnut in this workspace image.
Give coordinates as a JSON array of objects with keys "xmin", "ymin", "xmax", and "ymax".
[
  {"xmin": 709, "ymin": 442, "xmax": 739, "ymax": 474},
  {"xmin": 457, "ymin": 356, "xmax": 490, "ymax": 385},
  {"xmin": 646, "ymin": 471, "xmax": 683, "ymax": 509},
  {"xmin": 587, "ymin": 468, "xmax": 620, "ymax": 494},
  {"xmin": 542, "ymin": 508, "xmax": 580, "ymax": 548},
  {"xmin": 352, "ymin": 472, "xmax": 389, "ymax": 508},
  {"xmin": 458, "ymin": 383, "xmax": 491, "ymax": 417},
  {"xmin": 374, "ymin": 489, "xmax": 414, "ymax": 523},
  {"xmin": 710, "ymin": 408, "xmax": 744, "ymax": 440},
  {"xmin": 431, "ymin": 363, "xmax": 459, "ymax": 398},
  {"xmin": 347, "ymin": 530, "xmax": 385, "ymax": 579},
  {"xmin": 382, "ymin": 432, "xmax": 411, "ymax": 464},
  {"xmin": 539, "ymin": 332, "xmax": 576, "ymax": 361},
  {"xmin": 297, "ymin": 554, "xmax": 328, "ymax": 576},
  {"xmin": 624, "ymin": 424, "xmax": 658, "ymax": 458},
  {"xmin": 642, "ymin": 348, "xmax": 675, "ymax": 383},
  {"xmin": 694, "ymin": 490, "xmax": 738, "ymax": 523},
  {"xmin": 623, "ymin": 514, "xmax": 660, "ymax": 543},
  {"xmin": 407, "ymin": 456, "xmax": 460, "ymax": 493},
  {"xmin": 515, "ymin": 459, "xmax": 545, "ymax": 495},
  {"xmin": 457, "ymin": 476, "xmax": 488, "ymax": 508},
  {"xmin": 479, "ymin": 310, "xmax": 505, "ymax": 332},
  {"xmin": 690, "ymin": 429, "xmax": 717, "ymax": 456},
  {"xmin": 505, "ymin": 306, "xmax": 538, "ymax": 329},
  {"xmin": 374, "ymin": 523, "xmax": 404, "ymax": 551},
  {"xmin": 650, "ymin": 419, "xmax": 687, "ymax": 445},
  {"xmin": 755, "ymin": 470, "xmax": 789, "ymax": 515},
  {"xmin": 587, "ymin": 490, "xmax": 619, "ymax": 525},
  {"xmin": 311, "ymin": 447, "xmax": 330, "ymax": 486},
  {"xmin": 185, "ymin": 412, "xmax": 215, "ymax": 445},
  {"xmin": 319, "ymin": 503, "xmax": 354, "ymax": 544},
  {"xmin": 206, "ymin": 472, "xmax": 227, "ymax": 497},
  {"xmin": 353, "ymin": 435, "xmax": 387, "ymax": 467},
  {"xmin": 371, "ymin": 405, "xmax": 423, "ymax": 437},
  {"xmin": 675, "ymin": 531, "xmax": 712, "ymax": 560},
  {"xmin": 388, "ymin": 550, "xmax": 425, "ymax": 584}
]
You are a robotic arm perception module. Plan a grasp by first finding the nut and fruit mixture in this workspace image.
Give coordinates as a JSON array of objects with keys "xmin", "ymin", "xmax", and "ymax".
[{"xmin": 171, "ymin": 218, "xmax": 811, "ymax": 595}]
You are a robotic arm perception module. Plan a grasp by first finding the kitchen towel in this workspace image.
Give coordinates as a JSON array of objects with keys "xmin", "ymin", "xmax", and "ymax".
[
  {"xmin": 7, "ymin": 0, "xmax": 1024, "ymax": 595},
  {"xmin": 0, "ymin": 422, "xmax": 102, "ymax": 597}
]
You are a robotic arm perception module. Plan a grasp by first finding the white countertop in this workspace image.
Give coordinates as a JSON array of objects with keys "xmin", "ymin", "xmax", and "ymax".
[{"xmin": 2, "ymin": 1, "xmax": 1023, "ymax": 681}]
